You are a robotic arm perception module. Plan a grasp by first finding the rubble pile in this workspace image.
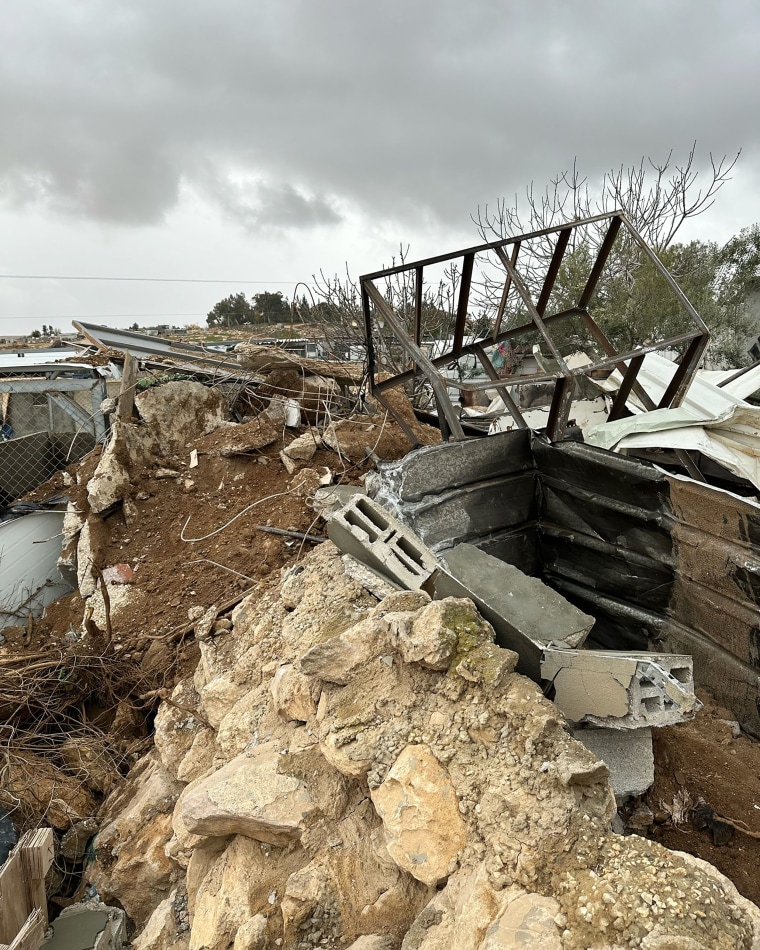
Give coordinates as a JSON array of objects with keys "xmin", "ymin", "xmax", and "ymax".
[
  {"xmin": 0, "ymin": 374, "xmax": 428, "ymax": 917},
  {"xmin": 87, "ymin": 544, "xmax": 760, "ymax": 949},
  {"xmin": 3, "ymin": 371, "xmax": 760, "ymax": 948}
]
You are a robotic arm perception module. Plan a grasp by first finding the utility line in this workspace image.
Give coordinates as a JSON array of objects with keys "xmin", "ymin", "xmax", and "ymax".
[{"xmin": 0, "ymin": 274, "xmax": 310, "ymax": 284}]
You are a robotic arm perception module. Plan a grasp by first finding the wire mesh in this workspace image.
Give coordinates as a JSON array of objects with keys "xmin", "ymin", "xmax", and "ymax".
[{"xmin": 0, "ymin": 374, "xmax": 108, "ymax": 509}]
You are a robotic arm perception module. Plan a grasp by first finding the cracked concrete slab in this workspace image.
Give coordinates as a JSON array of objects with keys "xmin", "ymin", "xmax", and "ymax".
[{"xmin": 542, "ymin": 647, "xmax": 698, "ymax": 728}]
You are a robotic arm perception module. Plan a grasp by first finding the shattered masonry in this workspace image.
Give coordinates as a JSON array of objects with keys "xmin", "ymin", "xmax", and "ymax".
[{"xmin": 1, "ymin": 223, "xmax": 760, "ymax": 948}]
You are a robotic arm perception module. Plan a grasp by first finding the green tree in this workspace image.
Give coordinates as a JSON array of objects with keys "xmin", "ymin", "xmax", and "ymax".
[
  {"xmin": 206, "ymin": 292, "xmax": 257, "ymax": 328},
  {"xmin": 252, "ymin": 291, "xmax": 290, "ymax": 325}
]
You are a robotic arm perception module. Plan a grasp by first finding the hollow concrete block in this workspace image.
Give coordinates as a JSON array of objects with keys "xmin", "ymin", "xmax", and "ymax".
[
  {"xmin": 435, "ymin": 543, "xmax": 594, "ymax": 679},
  {"xmin": 542, "ymin": 647, "xmax": 698, "ymax": 728},
  {"xmin": 327, "ymin": 495, "xmax": 438, "ymax": 591}
]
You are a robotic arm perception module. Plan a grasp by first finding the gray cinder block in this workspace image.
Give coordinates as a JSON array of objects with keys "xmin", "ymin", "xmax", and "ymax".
[
  {"xmin": 573, "ymin": 726, "xmax": 654, "ymax": 800},
  {"xmin": 327, "ymin": 495, "xmax": 438, "ymax": 591},
  {"xmin": 435, "ymin": 543, "xmax": 594, "ymax": 679}
]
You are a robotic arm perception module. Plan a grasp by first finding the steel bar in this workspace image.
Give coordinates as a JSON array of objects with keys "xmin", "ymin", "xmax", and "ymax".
[
  {"xmin": 619, "ymin": 213, "xmax": 710, "ymax": 333},
  {"xmin": 453, "ymin": 253, "xmax": 475, "ymax": 352},
  {"xmin": 493, "ymin": 245, "xmax": 569, "ymax": 371},
  {"xmin": 716, "ymin": 358, "xmax": 760, "ymax": 388},
  {"xmin": 414, "ymin": 266, "xmax": 423, "ymax": 347},
  {"xmin": 255, "ymin": 525, "xmax": 325, "ymax": 544},
  {"xmin": 578, "ymin": 215, "xmax": 623, "ymax": 310},
  {"xmin": 536, "ymin": 227, "xmax": 572, "ymax": 316},
  {"xmin": 657, "ymin": 335, "xmax": 709, "ymax": 409},
  {"xmin": 674, "ymin": 449, "xmax": 705, "ymax": 481},
  {"xmin": 363, "ymin": 279, "xmax": 465, "ymax": 439},
  {"xmin": 546, "ymin": 376, "xmax": 574, "ymax": 441},
  {"xmin": 360, "ymin": 210, "xmax": 621, "ymax": 281},
  {"xmin": 473, "ymin": 343, "xmax": 527, "ymax": 429},
  {"xmin": 580, "ymin": 313, "xmax": 658, "ymax": 412},
  {"xmin": 374, "ymin": 329, "xmax": 702, "ymax": 395},
  {"xmin": 48, "ymin": 393, "xmax": 94, "ymax": 431},
  {"xmin": 371, "ymin": 387, "xmax": 421, "ymax": 447},
  {"xmin": 493, "ymin": 242, "xmax": 520, "ymax": 340},
  {"xmin": 608, "ymin": 355, "xmax": 644, "ymax": 422},
  {"xmin": 0, "ymin": 378, "xmax": 101, "ymax": 394},
  {"xmin": 362, "ymin": 284, "xmax": 375, "ymax": 378}
]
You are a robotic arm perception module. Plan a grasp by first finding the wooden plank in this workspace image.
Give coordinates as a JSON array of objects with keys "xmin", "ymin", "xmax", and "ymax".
[
  {"xmin": 0, "ymin": 849, "xmax": 27, "ymax": 943},
  {"xmin": 19, "ymin": 829, "xmax": 53, "ymax": 933},
  {"xmin": 117, "ymin": 351, "xmax": 138, "ymax": 421},
  {"xmin": 0, "ymin": 830, "xmax": 53, "ymax": 944},
  {"xmin": 8, "ymin": 911, "xmax": 44, "ymax": 950}
]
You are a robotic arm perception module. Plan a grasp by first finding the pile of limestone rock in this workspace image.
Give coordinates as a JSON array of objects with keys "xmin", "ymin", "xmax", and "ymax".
[{"xmin": 83, "ymin": 542, "xmax": 760, "ymax": 950}]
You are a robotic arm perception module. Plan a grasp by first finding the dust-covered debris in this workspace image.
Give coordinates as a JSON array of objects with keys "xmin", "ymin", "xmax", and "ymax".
[{"xmin": 3, "ymin": 370, "xmax": 760, "ymax": 948}]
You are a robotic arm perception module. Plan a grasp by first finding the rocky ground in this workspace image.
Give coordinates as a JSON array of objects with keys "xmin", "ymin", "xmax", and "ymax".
[{"xmin": 4, "ymin": 375, "xmax": 760, "ymax": 949}]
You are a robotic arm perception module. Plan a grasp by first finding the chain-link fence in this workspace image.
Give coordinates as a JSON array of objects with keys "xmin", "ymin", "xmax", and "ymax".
[{"xmin": 0, "ymin": 366, "xmax": 111, "ymax": 509}]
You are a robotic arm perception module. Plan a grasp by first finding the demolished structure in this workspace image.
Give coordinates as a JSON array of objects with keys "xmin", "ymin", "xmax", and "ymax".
[{"xmin": 1, "ymin": 217, "xmax": 760, "ymax": 948}]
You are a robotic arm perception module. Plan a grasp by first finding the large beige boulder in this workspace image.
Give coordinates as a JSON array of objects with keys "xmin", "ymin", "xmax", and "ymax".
[
  {"xmin": 481, "ymin": 891, "xmax": 562, "ymax": 949},
  {"xmin": 87, "ymin": 419, "xmax": 157, "ymax": 513},
  {"xmin": 177, "ymin": 727, "xmax": 217, "ymax": 783},
  {"xmin": 132, "ymin": 889, "xmax": 189, "ymax": 950},
  {"xmin": 405, "ymin": 867, "xmax": 562, "ymax": 950},
  {"xmin": 86, "ymin": 754, "xmax": 182, "ymax": 927},
  {"xmin": 299, "ymin": 616, "xmax": 388, "ymax": 685},
  {"xmin": 154, "ymin": 679, "xmax": 204, "ymax": 781},
  {"xmin": 181, "ymin": 743, "xmax": 315, "ymax": 845},
  {"xmin": 371, "ymin": 744, "xmax": 466, "ymax": 886},
  {"xmin": 270, "ymin": 664, "xmax": 316, "ymax": 722},
  {"xmin": 135, "ymin": 380, "xmax": 229, "ymax": 455},
  {"xmin": 233, "ymin": 915, "xmax": 268, "ymax": 950},
  {"xmin": 190, "ymin": 837, "xmax": 280, "ymax": 950},
  {"xmin": 199, "ymin": 674, "xmax": 246, "ymax": 729}
]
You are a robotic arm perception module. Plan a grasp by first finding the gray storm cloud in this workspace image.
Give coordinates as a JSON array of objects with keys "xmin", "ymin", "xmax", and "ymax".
[{"xmin": 0, "ymin": 0, "xmax": 757, "ymax": 230}]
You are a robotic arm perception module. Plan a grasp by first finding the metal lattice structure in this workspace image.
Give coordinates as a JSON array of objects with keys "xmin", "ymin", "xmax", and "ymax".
[{"xmin": 360, "ymin": 211, "xmax": 709, "ymax": 444}]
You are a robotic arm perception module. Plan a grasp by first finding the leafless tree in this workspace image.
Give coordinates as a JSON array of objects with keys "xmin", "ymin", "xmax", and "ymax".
[
  {"xmin": 308, "ymin": 246, "xmax": 463, "ymax": 377},
  {"xmin": 474, "ymin": 144, "xmax": 740, "ymax": 253}
]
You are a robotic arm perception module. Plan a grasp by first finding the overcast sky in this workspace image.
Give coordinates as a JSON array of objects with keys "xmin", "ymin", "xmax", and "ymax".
[{"xmin": 1, "ymin": 0, "xmax": 759, "ymax": 335}]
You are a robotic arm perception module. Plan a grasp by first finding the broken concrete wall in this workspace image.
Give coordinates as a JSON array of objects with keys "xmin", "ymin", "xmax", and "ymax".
[
  {"xmin": 371, "ymin": 432, "xmax": 760, "ymax": 737},
  {"xmin": 370, "ymin": 429, "xmax": 540, "ymax": 572}
]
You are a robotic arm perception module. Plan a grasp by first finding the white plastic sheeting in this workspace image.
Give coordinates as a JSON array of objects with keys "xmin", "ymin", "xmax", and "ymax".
[
  {"xmin": 0, "ymin": 510, "xmax": 71, "ymax": 630},
  {"xmin": 588, "ymin": 354, "xmax": 760, "ymax": 490}
]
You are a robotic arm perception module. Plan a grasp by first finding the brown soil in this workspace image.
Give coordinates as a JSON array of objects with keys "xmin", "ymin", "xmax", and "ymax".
[
  {"xmin": 647, "ymin": 690, "xmax": 760, "ymax": 906},
  {"xmin": 18, "ymin": 413, "xmax": 424, "ymax": 668}
]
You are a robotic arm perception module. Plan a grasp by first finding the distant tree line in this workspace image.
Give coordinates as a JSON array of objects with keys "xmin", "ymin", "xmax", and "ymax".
[
  {"xmin": 206, "ymin": 291, "xmax": 294, "ymax": 327},
  {"xmin": 29, "ymin": 324, "xmax": 62, "ymax": 339}
]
